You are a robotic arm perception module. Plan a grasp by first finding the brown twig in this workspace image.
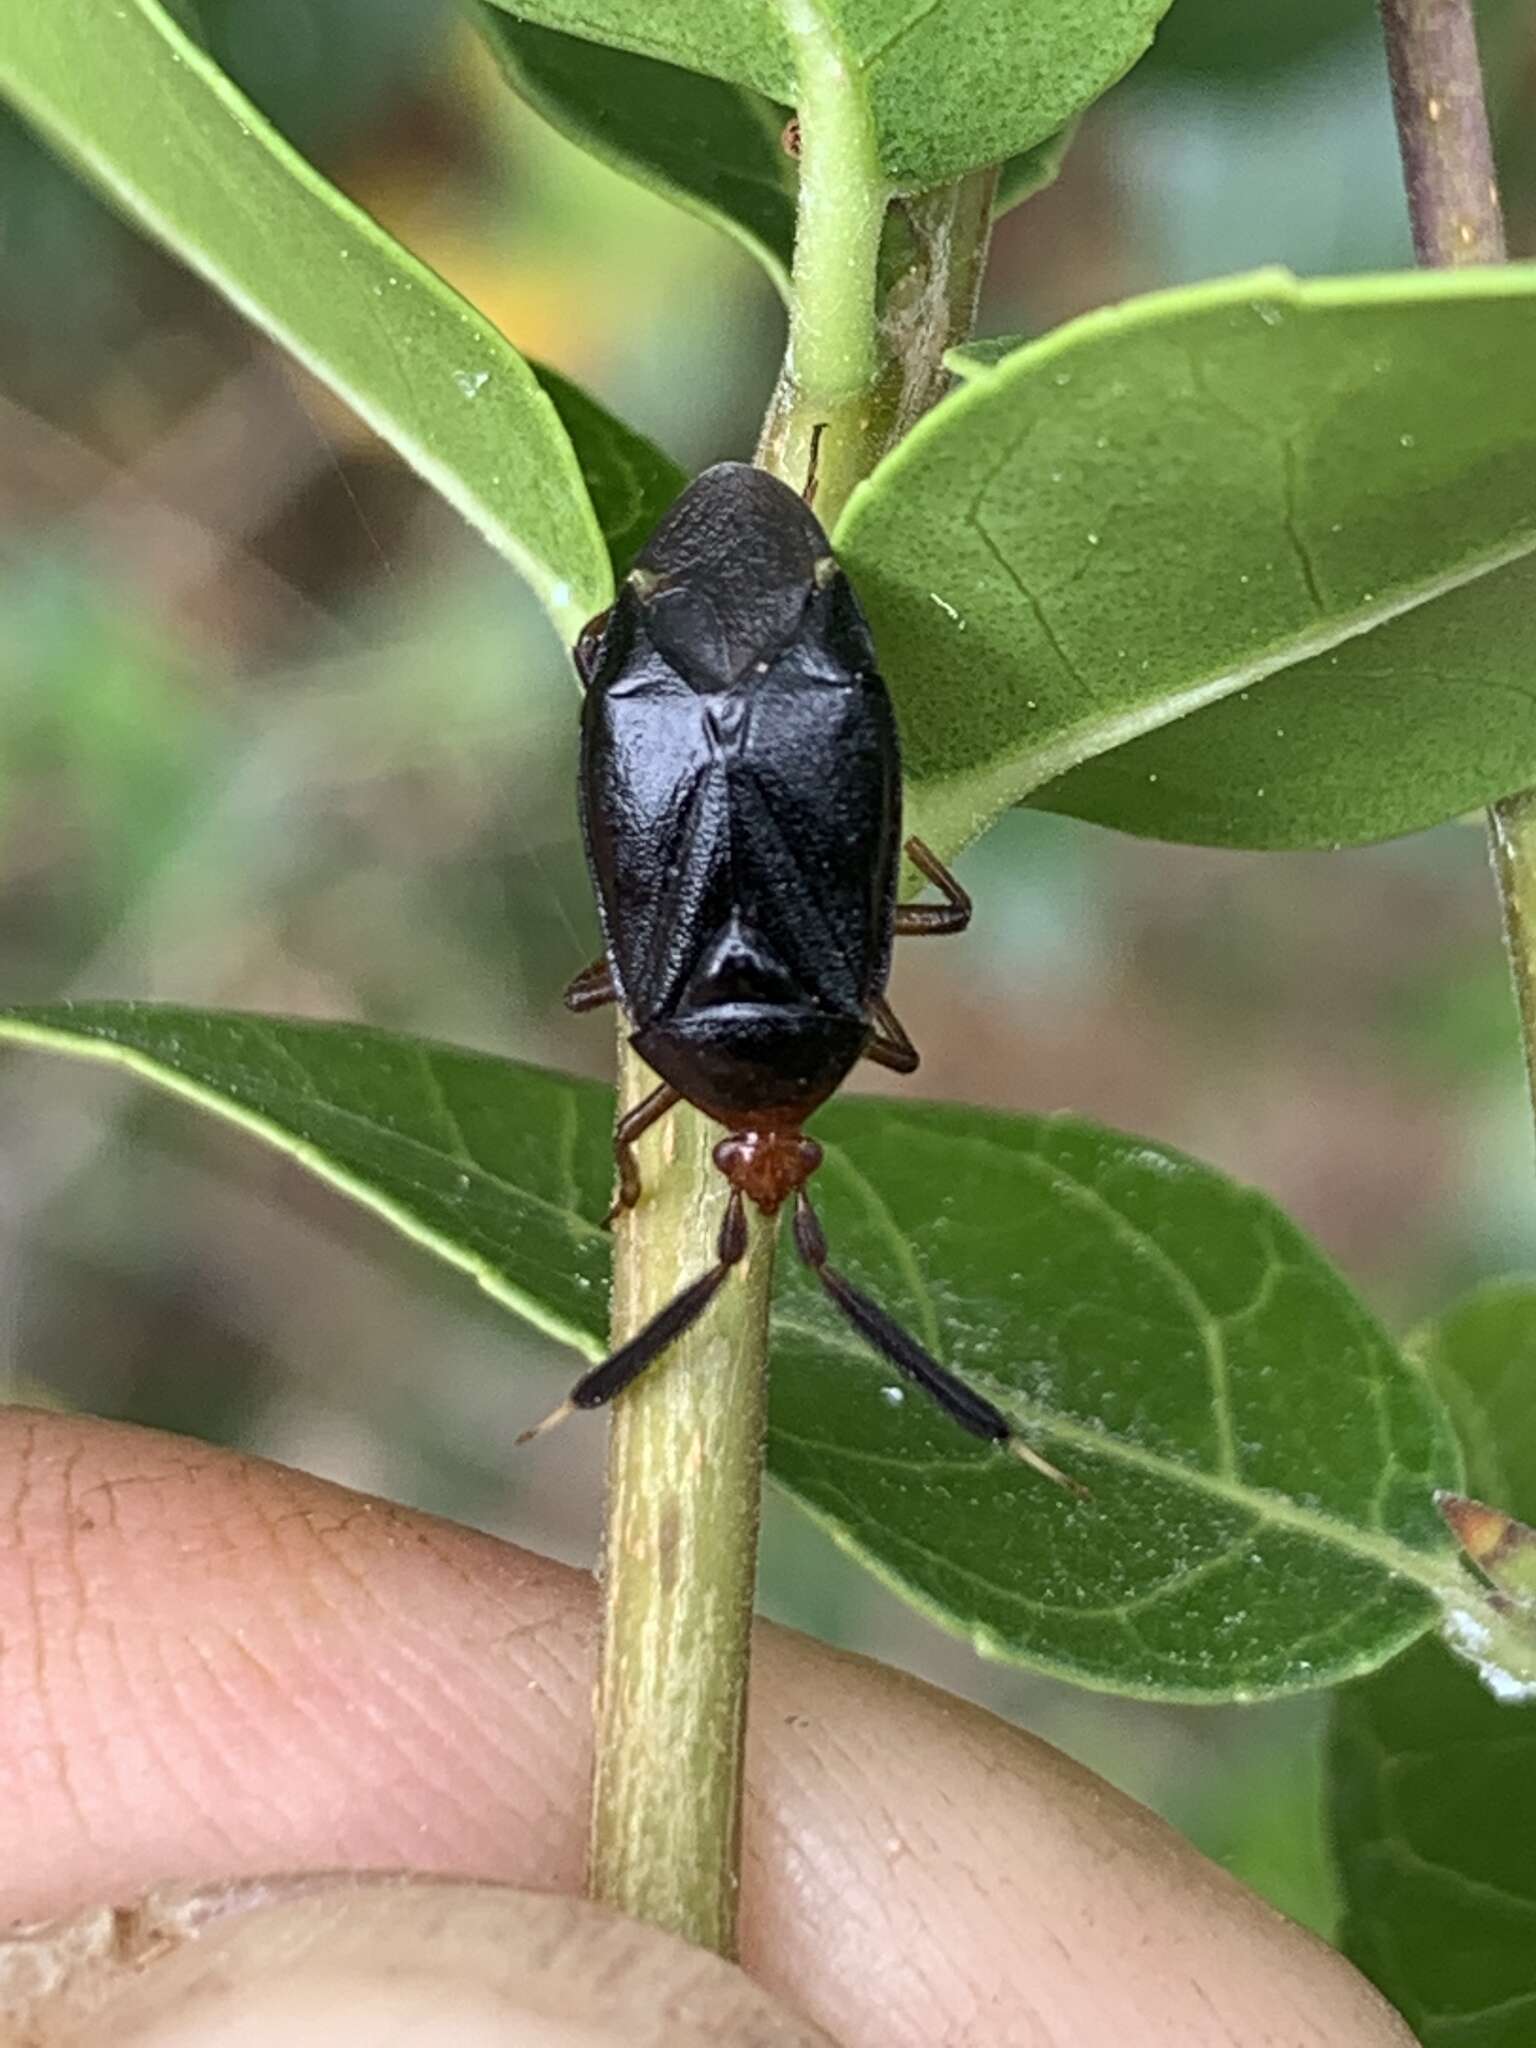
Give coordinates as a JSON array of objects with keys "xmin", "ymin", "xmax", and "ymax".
[
  {"xmin": 1379, "ymin": 0, "xmax": 1505, "ymax": 263},
  {"xmin": 1377, "ymin": 0, "xmax": 1536, "ymax": 1131}
]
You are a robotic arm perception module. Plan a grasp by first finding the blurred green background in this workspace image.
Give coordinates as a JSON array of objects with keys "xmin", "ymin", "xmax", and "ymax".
[{"xmin": 2, "ymin": 0, "xmax": 1534, "ymax": 1939}]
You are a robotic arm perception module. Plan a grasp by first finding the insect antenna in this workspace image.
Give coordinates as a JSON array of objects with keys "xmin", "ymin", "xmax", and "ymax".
[
  {"xmin": 792, "ymin": 1194, "xmax": 1086, "ymax": 1496},
  {"xmin": 518, "ymin": 1191, "xmax": 749, "ymax": 1443}
]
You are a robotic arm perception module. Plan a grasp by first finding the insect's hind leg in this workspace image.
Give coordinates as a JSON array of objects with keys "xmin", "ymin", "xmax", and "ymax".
[
  {"xmin": 792, "ymin": 1192, "xmax": 1085, "ymax": 1494},
  {"xmin": 605, "ymin": 1081, "xmax": 682, "ymax": 1226},
  {"xmin": 893, "ymin": 836, "xmax": 972, "ymax": 938},
  {"xmin": 518, "ymin": 1190, "xmax": 749, "ymax": 1442}
]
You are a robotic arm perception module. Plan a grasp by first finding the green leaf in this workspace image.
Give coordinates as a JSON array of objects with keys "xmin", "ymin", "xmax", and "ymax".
[
  {"xmin": 479, "ymin": 11, "xmax": 796, "ymax": 297},
  {"xmin": 480, "ymin": 0, "xmax": 1171, "ymax": 193},
  {"xmin": 532, "ymin": 364, "xmax": 687, "ymax": 581},
  {"xmin": 835, "ymin": 266, "xmax": 1536, "ymax": 855},
  {"xmin": 479, "ymin": 7, "xmax": 1070, "ymax": 302},
  {"xmin": 1330, "ymin": 1283, "xmax": 1536, "ymax": 2047},
  {"xmin": 943, "ymin": 333, "xmax": 1027, "ymax": 377},
  {"xmin": 0, "ymin": 0, "xmax": 610, "ymax": 635},
  {"xmin": 1413, "ymin": 1282, "xmax": 1536, "ymax": 1516},
  {"xmin": 0, "ymin": 1002, "xmax": 1463, "ymax": 1700},
  {"xmin": 1142, "ymin": 0, "xmax": 1519, "ymax": 85},
  {"xmin": 995, "ymin": 125, "xmax": 1075, "ymax": 212}
]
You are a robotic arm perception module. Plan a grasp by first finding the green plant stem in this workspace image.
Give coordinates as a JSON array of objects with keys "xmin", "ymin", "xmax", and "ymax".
[
  {"xmin": 756, "ymin": 0, "xmax": 890, "ymax": 520},
  {"xmin": 587, "ymin": 6, "xmax": 1000, "ymax": 1958},
  {"xmin": 586, "ymin": 0, "xmax": 888, "ymax": 1953},
  {"xmin": 1377, "ymin": 0, "xmax": 1536, "ymax": 1135},
  {"xmin": 587, "ymin": 1065, "xmax": 776, "ymax": 1956}
]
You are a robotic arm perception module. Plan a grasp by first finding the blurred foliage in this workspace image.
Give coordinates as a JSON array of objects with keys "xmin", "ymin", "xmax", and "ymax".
[
  {"xmin": 1, "ymin": 0, "xmax": 1534, "ymax": 1954},
  {"xmin": 1146, "ymin": 0, "xmax": 1519, "ymax": 81}
]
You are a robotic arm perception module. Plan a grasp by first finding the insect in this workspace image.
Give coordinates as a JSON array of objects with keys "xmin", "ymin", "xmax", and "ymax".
[{"xmin": 524, "ymin": 459, "xmax": 1076, "ymax": 1490}]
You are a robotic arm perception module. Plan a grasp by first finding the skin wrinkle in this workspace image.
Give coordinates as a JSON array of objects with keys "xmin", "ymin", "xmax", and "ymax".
[
  {"xmin": 248, "ymin": 1520, "xmax": 586, "ymax": 1868},
  {"xmin": 741, "ymin": 1643, "xmax": 1095, "ymax": 2044},
  {"xmin": 0, "ymin": 1412, "xmax": 1412, "ymax": 2048},
  {"xmin": 189, "ymin": 1622, "xmax": 446, "ymax": 1862}
]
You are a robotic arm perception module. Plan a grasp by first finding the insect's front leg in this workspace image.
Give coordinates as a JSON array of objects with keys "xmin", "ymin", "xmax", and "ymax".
[{"xmin": 563, "ymin": 955, "xmax": 619, "ymax": 1013}]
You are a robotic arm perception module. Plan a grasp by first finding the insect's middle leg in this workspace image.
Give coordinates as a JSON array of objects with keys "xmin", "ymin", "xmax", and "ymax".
[
  {"xmin": 894, "ymin": 836, "xmax": 972, "ymax": 938},
  {"xmin": 606, "ymin": 1081, "xmax": 682, "ymax": 1225},
  {"xmin": 863, "ymin": 996, "xmax": 920, "ymax": 1076}
]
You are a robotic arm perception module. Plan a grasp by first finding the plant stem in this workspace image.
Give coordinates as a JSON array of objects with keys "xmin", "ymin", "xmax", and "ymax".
[
  {"xmin": 586, "ymin": 0, "xmax": 893, "ymax": 1956},
  {"xmin": 877, "ymin": 169, "xmax": 1001, "ymax": 449},
  {"xmin": 587, "ymin": 4, "xmax": 999, "ymax": 1958},
  {"xmin": 1378, "ymin": 0, "xmax": 1504, "ymax": 265},
  {"xmin": 756, "ymin": 0, "xmax": 890, "ymax": 520},
  {"xmin": 1492, "ymin": 794, "xmax": 1536, "ymax": 1124},
  {"xmin": 588, "ymin": 1065, "xmax": 775, "ymax": 1956},
  {"xmin": 1377, "ymin": 0, "xmax": 1536, "ymax": 1133}
]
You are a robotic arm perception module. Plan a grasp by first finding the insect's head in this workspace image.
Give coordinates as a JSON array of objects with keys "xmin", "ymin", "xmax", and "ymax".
[
  {"xmin": 622, "ymin": 463, "xmax": 838, "ymax": 691},
  {"xmin": 712, "ymin": 1128, "xmax": 824, "ymax": 1214}
]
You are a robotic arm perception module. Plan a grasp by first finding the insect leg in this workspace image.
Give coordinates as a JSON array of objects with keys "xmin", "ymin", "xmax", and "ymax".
[
  {"xmin": 573, "ymin": 606, "xmax": 613, "ymax": 688},
  {"xmin": 792, "ymin": 1192, "xmax": 1085, "ymax": 1494},
  {"xmin": 564, "ymin": 955, "xmax": 619, "ymax": 1013},
  {"xmin": 893, "ymin": 836, "xmax": 972, "ymax": 938},
  {"xmin": 518, "ymin": 1192, "xmax": 749, "ymax": 1442},
  {"xmin": 863, "ymin": 996, "xmax": 920, "ymax": 1075},
  {"xmin": 606, "ymin": 1081, "xmax": 682, "ymax": 1224},
  {"xmin": 802, "ymin": 420, "xmax": 826, "ymax": 507}
]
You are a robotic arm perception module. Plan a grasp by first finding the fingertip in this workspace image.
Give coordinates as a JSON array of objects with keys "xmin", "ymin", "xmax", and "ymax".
[{"xmin": 2, "ymin": 1879, "xmax": 834, "ymax": 2046}]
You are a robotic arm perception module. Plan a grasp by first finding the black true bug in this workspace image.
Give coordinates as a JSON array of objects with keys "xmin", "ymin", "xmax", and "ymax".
[{"xmin": 523, "ymin": 458, "xmax": 1076, "ymax": 1490}]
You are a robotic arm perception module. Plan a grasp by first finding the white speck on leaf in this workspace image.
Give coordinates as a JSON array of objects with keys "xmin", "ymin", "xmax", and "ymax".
[
  {"xmin": 881, "ymin": 1385, "xmax": 906, "ymax": 1406},
  {"xmin": 453, "ymin": 369, "xmax": 490, "ymax": 399}
]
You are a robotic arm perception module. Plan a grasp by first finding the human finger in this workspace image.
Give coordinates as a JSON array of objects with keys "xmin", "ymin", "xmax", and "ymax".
[{"xmin": 0, "ymin": 1410, "xmax": 1410, "ymax": 2046}]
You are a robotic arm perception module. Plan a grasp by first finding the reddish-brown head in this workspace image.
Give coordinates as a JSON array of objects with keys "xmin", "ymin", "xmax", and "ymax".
[{"xmin": 713, "ymin": 1129, "xmax": 823, "ymax": 1214}]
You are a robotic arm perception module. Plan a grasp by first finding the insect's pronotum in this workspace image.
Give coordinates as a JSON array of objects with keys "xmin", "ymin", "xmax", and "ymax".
[{"xmin": 524, "ymin": 459, "xmax": 1078, "ymax": 1492}]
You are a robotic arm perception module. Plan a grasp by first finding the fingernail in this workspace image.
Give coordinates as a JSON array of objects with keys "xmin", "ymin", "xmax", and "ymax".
[{"xmin": 1, "ymin": 1877, "xmax": 833, "ymax": 2046}]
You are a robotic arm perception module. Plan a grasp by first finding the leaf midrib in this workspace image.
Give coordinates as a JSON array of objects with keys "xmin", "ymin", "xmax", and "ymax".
[
  {"xmin": 774, "ymin": 1309, "xmax": 1462, "ymax": 1604},
  {"xmin": 914, "ymin": 521, "xmax": 1536, "ymax": 848}
]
